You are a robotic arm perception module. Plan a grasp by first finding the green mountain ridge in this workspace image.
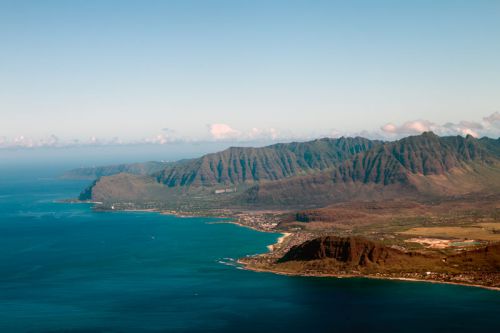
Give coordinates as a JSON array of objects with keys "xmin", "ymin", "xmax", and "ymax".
[
  {"xmin": 76, "ymin": 133, "xmax": 500, "ymax": 210},
  {"xmin": 154, "ymin": 137, "xmax": 379, "ymax": 187}
]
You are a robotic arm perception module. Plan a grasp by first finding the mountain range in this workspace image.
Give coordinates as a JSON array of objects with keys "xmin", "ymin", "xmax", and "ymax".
[{"xmin": 73, "ymin": 132, "xmax": 500, "ymax": 210}]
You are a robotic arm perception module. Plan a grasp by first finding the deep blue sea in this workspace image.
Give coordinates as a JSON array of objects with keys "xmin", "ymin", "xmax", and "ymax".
[{"xmin": 0, "ymin": 166, "xmax": 499, "ymax": 333}]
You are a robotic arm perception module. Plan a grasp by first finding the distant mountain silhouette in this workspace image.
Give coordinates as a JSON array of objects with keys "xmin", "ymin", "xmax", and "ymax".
[{"xmin": 63, "ymin": 161, "xmax": 170, "ymax": 180}]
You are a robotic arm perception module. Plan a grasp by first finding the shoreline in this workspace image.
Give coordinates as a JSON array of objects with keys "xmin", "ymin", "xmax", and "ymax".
[
  {"xmin": 204, "ymin": 215, "xmax": 500, "ymax": 292},
  {"xmin": 238, "ymin": 261, "xmax": 500, "ymax": 292},
  {"xmin": 206, "ymin": 220, "xmax": 268, "ymax": 233},
  {"xmin": 77, "ymin": 203, "xmax": 500, "ymax": 292},
  {"xmin": 267, "ymin": 232, "xmax": 292, "ymax": 251}
]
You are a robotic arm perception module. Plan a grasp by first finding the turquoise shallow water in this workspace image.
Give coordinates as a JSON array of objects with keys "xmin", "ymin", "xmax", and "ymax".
[{"xmin": 0, "ymin": 167, "xmax": 499, "ymax": 332}]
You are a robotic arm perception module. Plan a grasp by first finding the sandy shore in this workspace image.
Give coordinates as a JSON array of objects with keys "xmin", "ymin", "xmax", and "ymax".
[
  {"xmin": 206, "ymin": 220, "xmax": 268, "ymax": 233},
  {"xmin": 267, "ymin": 233, "xmax": 292, "ymax": 251}
]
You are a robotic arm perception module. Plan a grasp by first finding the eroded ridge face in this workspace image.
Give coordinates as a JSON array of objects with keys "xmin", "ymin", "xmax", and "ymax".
[{"xmin": 77, "ymin": 133, "xmax": 500, "ymax": 210}]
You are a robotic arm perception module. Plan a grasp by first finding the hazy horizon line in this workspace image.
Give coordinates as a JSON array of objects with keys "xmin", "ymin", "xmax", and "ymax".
[{"xmin": 1, "ymin": 111, "xmax": 499, "ymax": 150}]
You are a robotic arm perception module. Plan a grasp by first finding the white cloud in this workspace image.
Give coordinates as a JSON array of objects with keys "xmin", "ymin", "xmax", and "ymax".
[
  {"xmin": 2, "ymin": 112, "xmax": 500, "ymax": 150},
  {"xmin": 144, "ymin": 128, "xmax": 179, "ymax": 145},
  {"xmin": 247, "ymin": 127, "xmax": 279, "ymax": 140},
  {"xmin": 0, "ymin": 134, "xmax": 122, "ymax": 149},
  {"xmin": 208, "ymin": 123, "xmax": 241, "ymax": 140},
  {"xmin": 441, "ymin": 121, "xmax": 483, "ymax": 137},
  {"xmin": 206, "ymin": 123, "xmax": 287, "ymax": 142},
  {"xmin": 1, "ymin": 134, "xmax": 62, "ymax": 148},
  {"xmin": 381, "ymin": 112, "xmax": 500, "ymax": 138},
  {"xmin": 381, "ymin": 120, "xmax": 436, "ymax": 135}
]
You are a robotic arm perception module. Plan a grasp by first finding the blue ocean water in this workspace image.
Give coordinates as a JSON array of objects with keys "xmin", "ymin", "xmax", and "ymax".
[{"xmin": 0, "ymin": 166, "xmax": 499, "ymax": 333}]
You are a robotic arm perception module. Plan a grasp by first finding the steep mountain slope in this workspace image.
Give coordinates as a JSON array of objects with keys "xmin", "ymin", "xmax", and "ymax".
[
  {"xmin": 155, "ymin": 137, "xmax": 379, "ymax": 187},
  {"xmin": 79, "ymin": 133, "xmax": 500, "ymax": 210},
  {"xmin": 332, "ymin": 132, "xmax": 492, "ymax": 184},
  {"xmin": 240, "ymin": 132, "xmax": 500, "ymax": 206},
  {"xmin": 78, "ymin": 137, "xmax": 379, "ymax": 207}
]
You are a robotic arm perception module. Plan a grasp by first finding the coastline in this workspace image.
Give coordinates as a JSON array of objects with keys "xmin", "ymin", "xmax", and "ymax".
[
  {"xmin": 79, "ymin": 203, "xmax": 500, "ymax": 292},
  {"xmin": 237, "ymin": 234, "xmax": 500, "ymax": 292},
  {"xmin": 267, "ymin": 232, "xmax": 292, "ymax": 251},
  {"xmin": 238, "ymin": 263, "xmax": 500, "ymax": 292},
  {"xmin": 206, "ymin": 220, "xmax": 267, "ymax": 233}
]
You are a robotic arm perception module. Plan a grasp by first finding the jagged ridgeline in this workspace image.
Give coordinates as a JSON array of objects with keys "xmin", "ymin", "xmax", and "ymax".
[
  {"xmin": 155, "ymin": 137, "xmax": 378, "ymax": 187},
  {"xmin": 73, "ymin": 133, "xmax": 500, "ymax": 210}
]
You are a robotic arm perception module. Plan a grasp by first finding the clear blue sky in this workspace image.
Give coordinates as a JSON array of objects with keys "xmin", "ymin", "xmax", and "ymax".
[{"xmin": 1, "ymin": 0, "xmax": 500, "ymax": 145}]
